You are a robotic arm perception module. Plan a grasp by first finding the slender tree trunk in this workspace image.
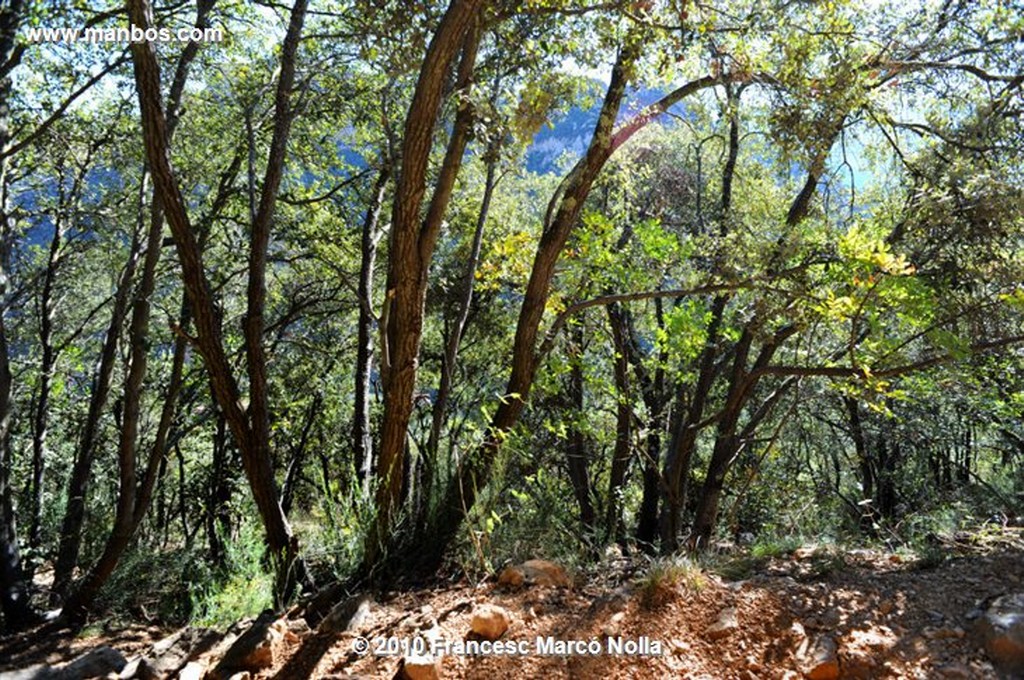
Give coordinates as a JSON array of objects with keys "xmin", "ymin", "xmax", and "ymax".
[
  {"xmin": 208, "ymin": 412, "xmax": 231, "ymax": 569},
  {"xmin": 633, "ymin": 300, "xmax": 666, "ymax": 551},
  {"xmin": 407, "ymin": 43, "xmax": 646, "ymax": 577},
  {"xmin": 57, "ymin": 1, "xmax": 216, "ymax": 615},
  {"xmin": 128, "ymin": 0, "xmax": 309, "ymax": 606},
  {"xmin": 52, "ymin": 180, "xmax": 145, "ymax": 603},
  {"xmin": 60, "ymin": 196, "xmax": 186, "ymax": 618},
  {"xmin": 658, "ymin": 295, "xmax": 725, "ymax": 552},
  {"xmin": 565, "ymin": 326, "xmax": 595, "ymax": 532},
  {"xmin": 659, "ymin": 90, "xmax": 740, "ymax": 552},
  {"xmin": 688, "ymin": 323, "xmax": 797, "ymax": 550},
  {"xmin": 606, "ymin": 304, "xmax": 633, "ymax": 543},
  {"xmin": 283, "ymin": 391, "xmax": 321, "ymax": 515},
  {"xmin": 0, "ymin": 0, "xmax": 33, "ymax": 621},
  {"xmin": 353, "ymin": 163, "xmax": 389, "ymax": 496},
  {"xmin": 27, "ymin": 210, "xmax": 62, "ymax": 556},
  {"xmin": 372, "ymin": 5, "xmax": 482, "ymax": 560},
  {"xmin": 0, "ymin": 293, "xmax": 32, "ymax": 628},
  {"xmin": 418, "ymin": 149, "xmax": 497, "ymax": 531}
]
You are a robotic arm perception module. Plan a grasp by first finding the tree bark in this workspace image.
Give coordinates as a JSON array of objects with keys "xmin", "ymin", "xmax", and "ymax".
[
  {"xmin": 408, "ymin": 41, "xmax": 647, "ymax": 577},
  {"xmin": 565, "ymin": 325, "xmax": 595, "ymax": 532},
  {"xmin": 418, "ymin": 146, "xmax": 497, "ymax": 531},
  {"xmin": 127, "ymin": 0, "xmax": 308, "ymax": 606},
  {"xmin": 370, "ymin": 1, "xmax": 481, "ymax": 559},
  {"xmin": 27, "ymin": 204, "xmax": 62, "ymax": 556},
  {"xmin": 606, "ymin": 303, "xmax": 633, "ymax": 543},
  {"xmin": 0, "ymin": 0, "xmax": 34, "ymax": 628},
  {"xmin": 353, "ymin": 163, "xmax": 389, "ymax": 496}
]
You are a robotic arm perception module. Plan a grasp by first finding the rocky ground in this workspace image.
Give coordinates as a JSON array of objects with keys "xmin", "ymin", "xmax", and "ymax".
[{"xmin": 2, "ymin": 528, "xmax": 1023, "ymax": 679}]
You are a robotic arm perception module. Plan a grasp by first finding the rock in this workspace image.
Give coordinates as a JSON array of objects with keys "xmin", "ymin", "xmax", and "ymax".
[
  {"xmin": 975, "ymin": 592, "xmax": 1024, "ymax": 675},
  {"xmin": 587, "ymin": 585, "xmax": 631, "ymax": 615},
  {"xmin": 176, "ymin": 662, "xmax": 205, "ymax": 680},
  {"xmin": 602, "ymin": 611, "xmax": 626, "ymax": 637},
  {"xmin": 135, "ymin": 627, "xmax": 220, "ymax": 679},
  {"xmin": 497, "ymin": 559, "xmax": 570, "ymax": 589},
  {"xmin": 926, "ymin": 626, "xmax": 965, "ymax": 640},
  {"xmin": 0, "ymin": 664, "xmax": 52, "ymax": 680},
  {"xmin": 117, "ymin": 658, "xmax": 143, "ymax": 680},
  {"xmin": 319, "ymin": 593, "xmax": 373, "ymax": 634},
  {"xmin": 470, "ymin": 604, "xmax": 510, "ymax": 640},
  {"xmin": 213, "ymin": 611, "xmax": 284, "ymax": 677},
  {"xmin": 808, "ymin": 608, "xmax": 841, "ymax": 629},
  {"xmin": 846, "ymin": 627, "xmax": 896, "ymax": 650},
  {"xmin": 933, "ymin": 662, "xmax": 974, "ymax": 679},
  {"xmin": 56, "ymin": 646, "xmax": 127, "ymax": 680},
  {"xmin": 797, "ymin": 635, "xmax": 840, "ymax": 680},
  {"xmin": 399, "ymin": 654, "xmax": 441, "ymax": 680},
  {"xmin": 705, "ymin": 607, "xmax": 739, "ymax": 640}
]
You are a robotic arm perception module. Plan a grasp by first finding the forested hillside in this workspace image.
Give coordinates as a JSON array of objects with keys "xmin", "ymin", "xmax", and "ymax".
[{"xmin": 0, "ymin": 0, "xmax": 1023, "ymax": 676}]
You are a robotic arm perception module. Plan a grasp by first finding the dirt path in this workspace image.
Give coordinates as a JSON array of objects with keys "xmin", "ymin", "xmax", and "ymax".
[
  {"xmin": 277, "ymin": 539, "xmax": 1024, "ymax": 679},
  {"xmin": 3, "ymin": 533, "xmax": 1022, "ymax": 679}
]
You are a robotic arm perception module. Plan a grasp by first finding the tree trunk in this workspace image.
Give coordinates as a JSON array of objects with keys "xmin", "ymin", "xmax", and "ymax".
[
  {"xmin": 419, "ymin": 147, "xmax": 496, "ymax": 531},
  {"xmin": 208, "ymin": 411, "xmax": 231, "ymax": 569},
  {"xmin": 0, "ymin": 0, "xmax": 35, "ymax": 627},
  {"xmin": 283, "ymin": 391, "xmax": 322, "ymax": 515},
  {"xmin": 26, "ymin": 205, "xmax": 62, "ymax": 557},
  {"xmin": 658, "ymin": 295, "xmax": 726, "ymax": 552},
  {"xmin": 128, "ymin": 0, "xmax": 309, "ymax": 606},
  {"xmin": 353, "ymin": 162, "xmax": 389, "ymax": 496},
  {"xmin": 606, "ymin": 303, "xmax": 633, "ymax": 543},
  {"xmin": 371, "ymin": 4, "xmax": 481, "ymax": 559},
  {"xmin": 632, "ymin": 300, "xmax": 667, "ymax": 552},
  {"xmin": 52, "ymin": 174, "xmax": 145, "ymax": 605},
  {"xmin": 565, "ymin": 326, "xmax": 595, "ymax": 532},
  {"xmin": 407, "ymin": 42, "xmax": 646, "ymax": 577}
]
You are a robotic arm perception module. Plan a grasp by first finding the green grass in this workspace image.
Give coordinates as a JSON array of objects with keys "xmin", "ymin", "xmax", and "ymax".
[{"xmin": 637, "ymin": 556, "xmax": 707, "ymax": 608}]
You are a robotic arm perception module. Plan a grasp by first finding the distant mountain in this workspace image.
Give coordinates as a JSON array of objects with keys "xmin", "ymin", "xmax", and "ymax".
[{"xmin": 525, "ymin": 86, "xmax": 684, "ymax": 174}]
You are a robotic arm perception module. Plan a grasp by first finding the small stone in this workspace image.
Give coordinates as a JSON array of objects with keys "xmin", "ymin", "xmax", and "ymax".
[
  {"xmin": 706, "ymin": 607, "xmax": 739, "ymax": 640},
  {"xmin": 798, "ymin": 635, "xmax": 840, "ymax": 680},
  {"xmin": 975, "ymin": 592, "xmax": 1024, "ymax": 675},
  {"xmin": 498, "ymin": 559, "xmax": 571, "ymax": 589},
  {"xmin": 319, "ymin": 594, "xmax": 373, "ymax": 634},
  {"xmin": 847, "ymin": 627, "xmax": 895, "ymax": 650},
  {"xmin": 58, "ymin": 647, "xmax": 128, "ymax": 679},
  {"xmin": 934, "ymin": 662, "xmax": 973, "ymax": 679},
  {"xmin": 671, "ymin": 639, "xmax": 690, "ymax": 654},
  {"xmin": 879, "ymin": 600, "xmax": 894, "ymax": 616},
  {"xmin": 928, "ymin": 626, "xmax": 965, "ymax": 640},
  {"xmin": 470, "ymin": 604, "xmax": 510, "ymax": 640},
  {"xmin": 400, "ymin": 654, "xmax": 441, "ymax": 680},
  {"xmin": 214, "ymin": 611, "xmax": 283, "ymax": 675},
  {"xmin": 177, "ymin": 662, "xmax": 205, "ymax": 680}
]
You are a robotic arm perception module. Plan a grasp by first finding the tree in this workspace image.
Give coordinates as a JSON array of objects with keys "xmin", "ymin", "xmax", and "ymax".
[{"xmin": 127, "ymin": 0, "xmax": 311, "ymax": 606}]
